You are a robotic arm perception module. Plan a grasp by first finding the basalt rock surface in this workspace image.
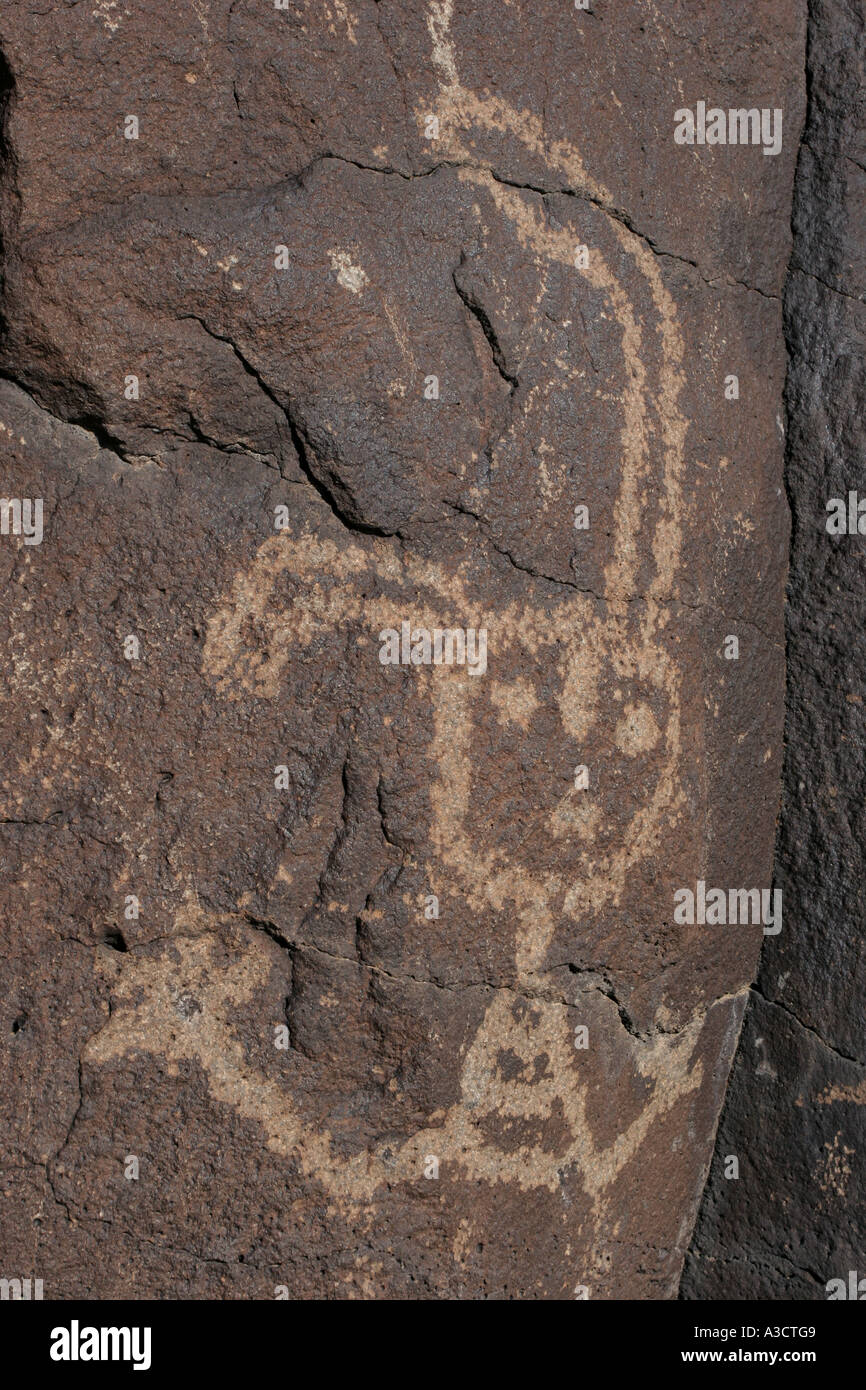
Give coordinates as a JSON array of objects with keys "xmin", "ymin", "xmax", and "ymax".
[
  {"xmin": 0, "ymin": 1, "xmax": 801, "ymax": 1298},
  {"xmin": 683, "ymin": 0, "xmax": 866, "ymax": 1301}
]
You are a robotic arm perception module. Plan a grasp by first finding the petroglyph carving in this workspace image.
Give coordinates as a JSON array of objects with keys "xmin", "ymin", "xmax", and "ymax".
[{"xmin": 85, "ymin": 3, "xmax": 703, "ymax": 1248}]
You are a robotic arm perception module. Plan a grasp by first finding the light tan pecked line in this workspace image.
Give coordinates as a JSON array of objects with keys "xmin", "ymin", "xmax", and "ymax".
[{"xmin": 87, "ymin": 925, "xmax": 704, "ymax": 1208}]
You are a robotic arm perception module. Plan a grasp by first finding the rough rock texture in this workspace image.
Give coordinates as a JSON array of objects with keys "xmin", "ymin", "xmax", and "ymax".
[
  {"xmin": 0, "ymin": 2, "xmax": 801, "ymax": 1298},
  {"xmin": 683, "ymin": 0, "xmax": 866, "ymax": 1300}
]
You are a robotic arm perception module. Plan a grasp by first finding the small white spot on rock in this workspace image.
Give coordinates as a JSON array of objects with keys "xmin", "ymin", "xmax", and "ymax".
[{"xmin": 329, "ymin": 250, "xmax": 369, "ymax": 295}]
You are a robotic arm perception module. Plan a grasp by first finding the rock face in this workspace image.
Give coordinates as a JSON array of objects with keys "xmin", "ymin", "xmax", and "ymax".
[
  {"xmin": 683, "ymin": 0, "xmax": 866, "ymax": 1301},
  {"xmin": 0, "ymin": 2, "xmax": 801, "ymax": 1298}
]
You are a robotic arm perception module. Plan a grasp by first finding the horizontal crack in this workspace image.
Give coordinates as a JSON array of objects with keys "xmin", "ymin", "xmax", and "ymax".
[
  {"xmin": 789, "ymin": 263, "xmax": 866, "ymax": 307},
  {"xmin": 442, "ymin": 504, "xmax": 783, "ymax": 641},
  {"xmin": 15, "ymin": 150, "xmax": 780, "ymax": 302},
  {"xmin": 750, "ymin": 984, "xmax": 866, "ymax": 1068}
]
